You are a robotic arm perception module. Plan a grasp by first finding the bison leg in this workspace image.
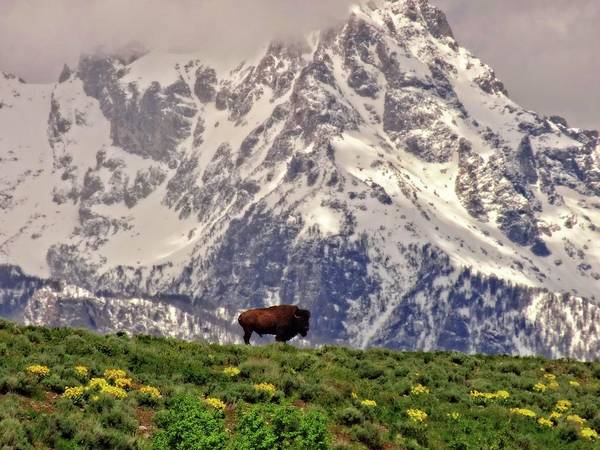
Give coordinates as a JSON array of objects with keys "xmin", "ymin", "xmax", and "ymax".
[
  {"xmin": 275, "ymin": 326, "xmax": 291, "ymax": 343},
  {"xmin": 243, "ymin": 328, "xmax": 252, "ymax": 345}
]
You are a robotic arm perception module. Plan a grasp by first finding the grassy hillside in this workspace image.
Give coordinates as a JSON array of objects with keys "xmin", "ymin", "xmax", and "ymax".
[{"xmin": 0, "ymin": 320, "xmax": 599, "ymax": 449}]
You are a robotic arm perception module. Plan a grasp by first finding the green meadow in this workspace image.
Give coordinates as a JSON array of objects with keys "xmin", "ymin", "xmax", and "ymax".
[{"xmin": 0, "ymin": 319, "xmax": 599, "ymax": 449}]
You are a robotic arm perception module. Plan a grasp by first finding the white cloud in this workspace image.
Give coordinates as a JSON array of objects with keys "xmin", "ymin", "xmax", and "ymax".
[
  {"xmin": 1, "ymin": 0, "xmax": 598, "ymax": 130},
  {"xmin": 432, "ymin": 0, "xmax": 600, "ymax": 130},
  {"xmin": 0, "ymin": 0, "xmax": 356, "ymax": 83}
]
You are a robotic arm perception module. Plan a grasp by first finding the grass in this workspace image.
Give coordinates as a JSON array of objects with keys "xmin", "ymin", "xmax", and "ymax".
[{"xmin": 0, "ymin": 319, "xmax": 599, "ymax": 449}]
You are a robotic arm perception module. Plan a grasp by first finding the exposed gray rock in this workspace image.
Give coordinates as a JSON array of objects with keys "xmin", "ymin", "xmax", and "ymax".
[
  {"xmin": 80, "ymin": 170, "xmax": 104, "ymax": 202},
  {"xmin": 58, "ymin": 64, "xmax": 72, "ymax": 83},
  {"xmin": 47, "ymin": 95, "xmax": 72, "ymax": 147},
  {"xmin": 456, "ymin": 139, "xmax": 488, "ymax": 221},
  {"xmin": 214, "ymin": 42, "xmax": 308, "ymax": 123},
  {"xmin": 384, "ymin": 89, "xmax": 460, "ymax": 162},
  {"xmin": 474, "ymin": 71, "xmax": 509, "ymax": 96},
  {"xmin": 194, "ymin": 66, "xmax": 218, "ymax": 103},
  {"xmin": 78, "ymin": 57, "xmax": 197, "ymax": 163},
  {"xmin": 343, "ymin": 16, "xmax": 381, "ymax": 99},
  {"xmin": 124, "ymin": 166, "xmax": 167, "ymax": 208},
  {"xmin": 417, "ymin": 0, "xmax": 455, "ymax": 40},
  {"xmin": 46, "ymin": 245, "xmax": 101, "ymax": 290}
]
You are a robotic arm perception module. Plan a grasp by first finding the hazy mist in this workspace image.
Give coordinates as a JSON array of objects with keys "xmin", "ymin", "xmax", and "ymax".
[
  {"xmin": 0, "ymin": 0, "xmax": 355, "ymax": 83},
  {"xmin": 1, "ymin": 0, "xmax": 598, "ymax": 130}
]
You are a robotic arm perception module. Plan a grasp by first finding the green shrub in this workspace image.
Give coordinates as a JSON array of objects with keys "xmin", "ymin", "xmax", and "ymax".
[
  {"xmin": 182, "ymin": 363, "xmax": 211, "ymax": 385},
  {"xmin": 396, "ymin": 421, "xmax": 429, "ymax": 448},
  {"xmin": 42, "ymin": 372, "xmax": 76, "ymax": 393},
  {"xmin": 64, "ymin": 335, "xmax": 92, "ymax": 355},
  {"xmin": 232, "ymin": 404, "xmax": 331, "ymax": 450},
  {"xmin": 0, "ymin": 418, "xmax": 29, "ymax": 448},
  {"xmin": 74, "ymin": 424, "xmax": 140, "ymax": 450},
  {"xmin": 11, "ymin": 334, "xmax": 33, "ymax": 354},
  {"xmin": 298, "ymin": 382, "xmax": 321, "ymax": 402},
  {"xmin": 276, "ymin": 373, "xmax": 299, "ymax": 396},
  {"xmin": 153, "ymin": 394, "xmax": 227, "ymax": 450},
  {"xmin": 0, "ymin": 372, "xmax": 41, "ymax": 397},
  {"xmin": 289, "ymin": 353, "xmax": 318, "ymax": 372},
  {"xmin": 450, "ymin": 353, "xmax": 466, "ymax": 365},
  {"xmin": 296, "ymin": 409, "xmax": 331, "ymax": 449},
  {"xmin": 239, "ymin": 358, "xmax": 280, "ymax": 381},
  {"xmin": 0, "ymin": 320, "xmax": 599, "ymax": 450},
  {"xmin": 100, "ymin": 404, "xmax": 138, "ymax": 434},
  {"xmin": 394, "ymin": 366, "xmax": 410, "ymax": 378},
  {"xmin": 336, "ymin": 407, "xmax": 364, "ymax": 426},
  {"xmin": 356, "ymin": 361, "xmax": 384, "ymax": 380},
  {"xmin": 211, "ymin": 382, "xmax": 255, "ymax": 404},
  {"xmin": 351, "ymin": 422, "xmax": 384, "ymax": 450},
  {"xmin": 498, "ymin": 361, "xmax": 523, "ymax": 375},
  {"xmin": 232, "ymin": 405, "xmax": 278, "ymax": 450}
]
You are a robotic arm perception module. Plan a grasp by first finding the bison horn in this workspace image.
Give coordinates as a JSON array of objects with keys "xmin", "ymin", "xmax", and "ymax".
[{"xmin": 294, "ymin": 312, "xmax": 301, "ymax": 318}]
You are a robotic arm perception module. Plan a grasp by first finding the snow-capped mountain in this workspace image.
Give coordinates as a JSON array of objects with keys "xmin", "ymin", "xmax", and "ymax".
[{"xmin": 1, "ymin": 0, "xmax": 599, "ymax": 359}]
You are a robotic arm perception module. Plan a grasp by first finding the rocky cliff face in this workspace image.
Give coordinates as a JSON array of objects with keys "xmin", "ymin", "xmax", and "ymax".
[{"xmin": 1, "ymin": 0, "xmax": 599, "ymax": 359}]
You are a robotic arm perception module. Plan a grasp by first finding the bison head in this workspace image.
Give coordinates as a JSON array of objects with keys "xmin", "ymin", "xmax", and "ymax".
[{"xmin": 293, "ymin": 308, "xmax": 311, "ymax": 337}]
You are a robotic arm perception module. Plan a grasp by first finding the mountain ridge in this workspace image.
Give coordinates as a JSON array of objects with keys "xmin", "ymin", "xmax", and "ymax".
[{"xmin": 1, "ymin": 0, "xmax": 599, "ymax": 359}]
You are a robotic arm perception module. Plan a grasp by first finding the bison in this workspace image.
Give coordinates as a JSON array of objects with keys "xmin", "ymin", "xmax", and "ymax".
[{"xmin": 238, "ymin": 305, "xmax": 310, "ymax": 345}]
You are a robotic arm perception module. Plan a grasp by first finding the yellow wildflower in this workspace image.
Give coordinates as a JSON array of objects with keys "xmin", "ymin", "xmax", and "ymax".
[
  {"xmin": 537, "ymin": 417, "xmax": 554, "ymax": 428},
  {"xmin": 447, "ymin": 412, "xmax": 461, "ymax": 420},
  {"xmin": 555, "ymin": 400, "xmax": 572, "ymax": 412},
  {"xmin": 360, "ymin": 399, "xmax": 377, "ymax": 407},
  {"xmin": 88, "ymin": 378, "xmax": 110, "ymax": 390},
  {"xmin": 469, "ymin": 390, "xmax": 486, "ymax": 399},
  {"xmin": 63, "ymin": 386, "xmax": 86, "ymax": 401},
  {"xmin": 544, "ymin": 373, "xmax": 557, "ymax": 381},
  {"xmin": 510, "ymin": 408, "xmax": 537, "ymax": 418},
  {"xmin": 26, "ymin": 365, "xmax": 50, "ymax": 377},
  {"xmin": 205, "ymin": 397, "xmax": 227, "ymax": 411},
  {"xmin": 580, "ymin": 427, "xmax": 599, "ymax": 441},
  {"xmin": 139, "ymin": 386, "xmax": 162, "ymax": 399},
  {"xmin": 547, "ymin": 381, "xmax": 559, "ymax": 390},
  {"xmin": 74, "ymin": 366, "xmax": 89, "ymax": 377},
  {"xmin": 469, "ymin": 390, "xmax": 509, "ymax": 401},
  {"xmin": 254, "ymin": 383, "xmax": 277, "ymax": 396},
  {"xmin": 104, "ymin": 369, "xmax": 127, "ymax": 381},
  {"xmin": 410, "ymin": 384, "xmax": 430, "ymax": 395},
  {"xmin": 406, "ymin": 409, "xmax": 428, "ymax": 423},
  {"xmin": 223, "ymin": 367, "xmax": 241, "ymax": 377},
  {"xmin": 496, "ymin": 390, "xmax": 510, "ymax": 399},
  {"xmin": 91, "ymin": 395, "xmax": 100, "ymax": 402},
  {"xmin": 114, "ymin": 377, "xmax": 134, "ymax": 389},
  {"xmin": 569, "ymin": 380, "xmax": 581, "ymax": 387},
  {"xmin": 567, "ymin": 415, "xmax": 586, "ymax": 426},
  {"xmin": 532, "ymin": 383, "xmax": 547, "ymax": 393},
  {"xmin": 101, "ymin": 385, "xmax": 128, "ymax": 399},
  {"xmin": 550, "ymin": 411, "xmax": 563, "ymax": 421}
]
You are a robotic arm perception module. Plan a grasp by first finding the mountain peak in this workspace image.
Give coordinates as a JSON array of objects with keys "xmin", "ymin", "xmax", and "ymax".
[{"xmin": 1, "ymin": 0, "xmax": 599, "ymax": 359}]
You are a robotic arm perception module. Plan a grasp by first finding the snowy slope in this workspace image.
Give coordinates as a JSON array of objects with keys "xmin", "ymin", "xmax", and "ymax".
[{"xmin": 1, "ymin": 0, "xmax": 599, "ymax": 359}]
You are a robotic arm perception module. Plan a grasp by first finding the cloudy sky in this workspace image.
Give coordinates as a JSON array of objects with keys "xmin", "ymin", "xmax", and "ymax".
[
  {"xmin": 432, "ymin": 0, "xmax": 600, "ymax": 130},
  {"xmin": 0, "ymin": 0, "xmax": 355, "ymax": 82},
  {"xmin": 0, "ymin": 0, "xmax": 598, "ymax": 130}
]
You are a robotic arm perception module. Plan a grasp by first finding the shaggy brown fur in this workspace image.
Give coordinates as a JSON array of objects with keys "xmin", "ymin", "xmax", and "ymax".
[{"xmin": 237, "ymin": 305, "xmax": 311, "ymax": 344}]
